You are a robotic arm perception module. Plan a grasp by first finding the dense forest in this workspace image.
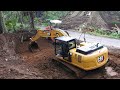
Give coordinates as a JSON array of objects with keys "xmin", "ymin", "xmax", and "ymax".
[{"xmin": 0, "ymin": 11, "xmax": 69, "ymax": 33}]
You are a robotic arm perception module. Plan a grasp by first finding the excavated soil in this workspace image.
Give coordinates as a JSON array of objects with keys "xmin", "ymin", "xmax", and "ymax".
[
  {"xmin": 0, "ymin": 33, "xmax": 76, "ymax": 79},
  {"xmin": 0, "ymin": 33, "xmax": 120, "ymax": 79}
]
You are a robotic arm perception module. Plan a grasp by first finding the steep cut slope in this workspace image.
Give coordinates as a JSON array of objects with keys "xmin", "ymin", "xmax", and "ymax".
[{"xmin": 60, "ymin": 11, "xmax": 120, "ymax": 31}]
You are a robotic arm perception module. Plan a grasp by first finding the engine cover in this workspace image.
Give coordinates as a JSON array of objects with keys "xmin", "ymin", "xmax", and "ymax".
[{"xmin": 76, "ymin": 43, "xmax": 104, "ymax": 55}]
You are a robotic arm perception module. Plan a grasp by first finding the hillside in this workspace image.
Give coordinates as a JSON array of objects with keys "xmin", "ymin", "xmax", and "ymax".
[{"xmin": 59, "ymin": 11, "xmax": 120, "ymax": 31}]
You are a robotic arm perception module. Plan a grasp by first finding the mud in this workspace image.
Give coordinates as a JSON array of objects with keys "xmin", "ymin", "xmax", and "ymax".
[
  {"xmin": 0, "ymin": 33, "xmax": 119, "ymax": 79},
  {"xmin": 0, "ymin": 33, "xmax": 76, "ymax": 79}
]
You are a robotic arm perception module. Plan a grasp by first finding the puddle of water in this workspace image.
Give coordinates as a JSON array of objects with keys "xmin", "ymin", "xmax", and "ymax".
[{"xmin": 105, "ymin": 67, "xmax": 118, "ymax": 76}]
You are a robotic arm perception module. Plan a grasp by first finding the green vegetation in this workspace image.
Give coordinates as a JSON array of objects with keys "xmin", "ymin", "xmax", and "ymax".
[
  {"xmin": 43, "ymin": 11, "xmax": 68, "ymax": 20},
  {"xmin": 3, "ymin": 11, "xmax": 31, "ymax": 32},
  {"xmin": 111, "ymin": 21, "xmax": 120, "ymax": 24},
  {"xmin": 88, "ymin": 28, "xmax": 120, "ymax": 39},
  {"xmin": 1, "ymin": 11, "xmax": 68, "ymax": 33}
]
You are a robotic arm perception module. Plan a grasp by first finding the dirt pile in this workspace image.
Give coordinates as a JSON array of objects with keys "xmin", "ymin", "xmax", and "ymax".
[
  {"xmin": 60, "ymin": 11, "xmax": 120, "ymax": 31},
  {"xmin": 0, "ymin": 33, "xmax": 22, "ymax": 60},
  {"xmin": 0, "ymin": 33, "xmax": 76, "ymax": 79},
  {"xmin": 107, "ymin": 47, "xmax": 120, "ymax": 75},
  {"xmin": 59, "ymin": 16, "xmax": 90, "ymax": 30},
  {"xmin": 18, "ymin": 38, "xmax": 76, "ymax": 79},
  {"xmin": 0, "ymin": 33, "xmax": 26, "ymax": 79},
  {"xmin": 0, "ymin": 33, "xmax": 44, "ymax": 79}
]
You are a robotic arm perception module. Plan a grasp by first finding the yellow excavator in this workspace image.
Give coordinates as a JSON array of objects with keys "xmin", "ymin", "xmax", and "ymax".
[
  {"xmin": 28, "ymin": 20, "xmax": 69, "ymax": 52},
  {"xmin": 29, "ymin": 20, "xmax": 108, "ymax": 78}
]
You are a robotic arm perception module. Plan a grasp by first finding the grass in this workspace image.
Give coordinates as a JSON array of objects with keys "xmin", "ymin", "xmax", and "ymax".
[{"xmin": 88, "ymin": 29, "xmax": 120, "ymax": 39}]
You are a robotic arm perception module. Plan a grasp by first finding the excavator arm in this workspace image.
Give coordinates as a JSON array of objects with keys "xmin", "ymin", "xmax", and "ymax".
[
  {"xmin": 30, "ymin": 30, "xmax": 50, "ymax": 41},
  {"xmin": 30, "ymin": 29, "xmax": 69, "ymax": 42},
  {"xmin": 29, "ymin": 28, "xmax": 69, "ymax": 52}
]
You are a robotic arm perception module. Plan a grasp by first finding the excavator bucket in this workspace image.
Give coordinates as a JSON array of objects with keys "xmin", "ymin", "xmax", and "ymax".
[{"xmin": 28, "ymin": 41, "xmax": 39, "ymax": 52}]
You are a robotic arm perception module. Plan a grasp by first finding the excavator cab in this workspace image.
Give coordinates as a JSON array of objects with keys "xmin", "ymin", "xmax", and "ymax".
[{"xmin": 55, "ymin": 36, "xmax": 76, "ymax": 62}]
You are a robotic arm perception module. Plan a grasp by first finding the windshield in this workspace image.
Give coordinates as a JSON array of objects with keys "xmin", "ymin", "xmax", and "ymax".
[
  {"xmin": 55, "ymin": 42, "xmax": 62, "ymax": 55},
  {"xmin": 68, "ymin": 40, "xmax": 76, "ymax": 50}
]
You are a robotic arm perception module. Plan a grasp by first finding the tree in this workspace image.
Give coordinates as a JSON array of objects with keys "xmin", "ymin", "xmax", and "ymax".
[
  {"xmin": 36, "ymin": 11, "xmax": 44, "ymax": 18},
  {"xmin": 0, "ymin": 11, "xmax": 3, "ymax": 33},
  {"xmin": 17, "ymin": 11, "xmax": 24, "ymax": 30},
  {"xmin": 29, "ymin": 11, "xmax": 35, "ymax": 30},
  {"xmin": 0, "ymin": 11, "xmax": 7, "ymax": 33}
]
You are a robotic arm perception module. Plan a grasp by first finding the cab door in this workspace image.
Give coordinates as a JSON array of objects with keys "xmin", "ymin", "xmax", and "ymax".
[{"xmin": 61, "ymin": 43, "xmax": 71, "ymax": 62}]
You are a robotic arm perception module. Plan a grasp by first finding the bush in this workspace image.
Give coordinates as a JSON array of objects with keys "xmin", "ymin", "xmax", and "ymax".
[
  {"xmin": 88, "ymin": 28, "xmax": 120, "ymax": 39},
  {"xmin": 43, "ymin": 11, "xmax": 68, "ymax": 20}
]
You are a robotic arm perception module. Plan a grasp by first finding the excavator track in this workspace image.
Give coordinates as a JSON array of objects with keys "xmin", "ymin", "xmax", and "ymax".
[
  {"xmin": 52, "ymin": 58, "xmax": 109, "ymax": 79},
  {"xmin": 52, "ymin": 58, "xmax": 87, "ymax": 79}
]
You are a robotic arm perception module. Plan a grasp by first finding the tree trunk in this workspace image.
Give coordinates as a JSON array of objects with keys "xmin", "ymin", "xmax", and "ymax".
[
  {"xmin": 29, "ymin": 11, "xmax": 35, "ymax": 30},
  {"xmin": 36, "ymin": 11, "xmax": 44, "ymax": 18},
  {"xmin": 18, "ymin": 11, "xmax": 24, "ymax": 30},
  {"xmin": 0, "ymin": 11, "xmax": 7, "ymax": 33},
  {"xmin": 0, "ymin": 11, "xmax": 3, "ymax": 33}
]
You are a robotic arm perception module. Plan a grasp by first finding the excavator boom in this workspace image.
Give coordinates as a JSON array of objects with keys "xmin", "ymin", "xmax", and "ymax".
[
  {"xmin": 30, "ymin": 29, "xmax": 69, "ymax": 41},
  {"xmin": 29, "ymin": 28, "xmax": 69, "ymax": 52}
]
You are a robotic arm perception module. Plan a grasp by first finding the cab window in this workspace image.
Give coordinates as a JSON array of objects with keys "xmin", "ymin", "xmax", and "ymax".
[{"xmin": 68, "ymin": 40, "xmax": 76, "ymax": 50}]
